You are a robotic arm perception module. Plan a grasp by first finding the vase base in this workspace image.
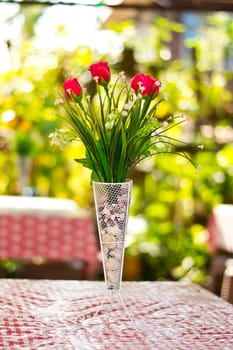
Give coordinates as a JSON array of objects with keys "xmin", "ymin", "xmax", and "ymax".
[{"xmin": 76, "ymin": 289, "xmax": 152, "ymax": 334}]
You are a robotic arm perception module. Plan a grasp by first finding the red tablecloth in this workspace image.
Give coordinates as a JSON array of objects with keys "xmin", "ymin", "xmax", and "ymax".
[
  {"xmin": 0, "ymin": 279, "xmax": 232, "ymax": 349},
  {"xmin": 0, "ymin": 215, "xmax": 99, "ymax": 277}
]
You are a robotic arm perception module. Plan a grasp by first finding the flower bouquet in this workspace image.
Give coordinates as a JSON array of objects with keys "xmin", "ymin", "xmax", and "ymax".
[
  {"xmin": 52, "ymin": 61, "xmax": 194, "ymax": 183},
  {"xmin": 51, "ymin": 61, "xmax": 197, "ymax": 330}
]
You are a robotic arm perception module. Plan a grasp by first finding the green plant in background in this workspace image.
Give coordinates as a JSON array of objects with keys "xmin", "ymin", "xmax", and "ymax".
[
  {"xmin": 14, "ymin": 132, "xmax": 38, "ymax": 156},
  {"xmin": 126, "ymin": 156, "xmax": 210, "ymax": 283}
]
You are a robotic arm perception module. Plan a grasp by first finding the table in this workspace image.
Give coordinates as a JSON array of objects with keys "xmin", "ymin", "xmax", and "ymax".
[
  {"xmin": 207, "ymin": 204, "xmax": 233, "ymax": 295},
  {"xmin": 207, "ymin": 204, "xmax": 233, "ymax": 253},
  {"xmin": 0, "ymin": 196, "xmax": 99, "ymax": 278},
  {"xmin": 0, "ymin": 279, "xmax": 233, "ymax": 349},
  {"xmin": 0, "ymin": 214, "xmax": 99, "ymax": 278}
]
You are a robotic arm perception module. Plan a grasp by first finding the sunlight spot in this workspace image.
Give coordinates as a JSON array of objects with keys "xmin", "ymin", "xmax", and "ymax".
[{"xmin": 1, "ymin": 109, "xmax": 16, "ymax": 123}]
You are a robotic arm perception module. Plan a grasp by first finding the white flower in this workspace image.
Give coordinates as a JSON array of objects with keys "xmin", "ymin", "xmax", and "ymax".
[
  {"xmin": 48, "ymin": 130, "xmax": 68, "ymax": 149},
  {"xmin": 196, "ymin": 165, "xmax": 202, "ymax": 173},
  {"xmin": 54, "ymin": 98, "xmax": 63, "ymax": 106},
  {"xmin": 105, "ymin": 121, "xmax": 114, "ymax": 129},
  {"xmin": 123, "ymin": 102, "xmax": 134, "ymax": 111}
]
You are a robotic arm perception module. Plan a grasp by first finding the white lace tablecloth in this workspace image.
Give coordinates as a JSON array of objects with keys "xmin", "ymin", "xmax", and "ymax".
[{"xmin": 0, "ymin": 279, "xmax": 232, "ymax": 350}]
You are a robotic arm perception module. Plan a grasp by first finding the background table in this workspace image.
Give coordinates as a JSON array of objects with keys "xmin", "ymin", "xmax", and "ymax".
[
  {"xmin": 207, "ymin": 204, "xmax": 233, "ymax": 296},
  {"xmin": 0, "ymin": 279, "xmax": 233, "ymax": 349},
  {"xmin": 207, "ymin": 204, "xmax": 233, "ymax": 253},
  {"xmin": 0, "ymin": 196, "xmax": 99, "ymax": 278}
]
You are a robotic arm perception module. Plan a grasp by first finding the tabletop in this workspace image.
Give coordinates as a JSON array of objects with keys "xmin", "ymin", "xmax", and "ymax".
[{"xmin": 0, "ymin": 279, "xmax": 233, "ymax": 350}]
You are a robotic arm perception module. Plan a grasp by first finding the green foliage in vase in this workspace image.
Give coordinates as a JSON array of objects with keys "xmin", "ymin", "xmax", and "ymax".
[{"xmin": 51, "ymin": 61, "xmax": 197, "ymax": 183}]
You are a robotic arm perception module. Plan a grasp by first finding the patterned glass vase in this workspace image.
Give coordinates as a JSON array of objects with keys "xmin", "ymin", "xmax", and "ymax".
[
  {"xmin": 78, "ymin": 180, "xmax": 147, "ymax": 332},
  {"xmin": 93, "ymin": 180, "xmax": 132, "ymax": 291}
]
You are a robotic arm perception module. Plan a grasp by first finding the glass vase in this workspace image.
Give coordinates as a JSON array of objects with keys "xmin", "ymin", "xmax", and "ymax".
[
  {"xmin": 93, "ymin": 180, "xmax": 132, "ymax": 291},
  {"xmin": 77, "ymin": 180, "xmax": 148, "ymax": 332}
]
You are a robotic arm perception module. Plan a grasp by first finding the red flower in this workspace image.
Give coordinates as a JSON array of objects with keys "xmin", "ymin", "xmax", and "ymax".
[
  {"xmin": 131, "ymin": 73, "xmax": 162, "ymax": 98},
  {"xmin": 89, "ymin": 61, "xmax": 111, "ymax": 85},
  {"xmin": 63, "ymin": 78, "xmax": 82, "ymax": 100}
]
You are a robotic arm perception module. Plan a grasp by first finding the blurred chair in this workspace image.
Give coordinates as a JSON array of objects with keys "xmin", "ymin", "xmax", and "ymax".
[
  {"xmin": 207, "ymin": 204, "xmax": 233, "ymax": 295},
  {"xmin": 220, "ymin": 259, "xmax": 233, "ymax": 304},
  {"xmin": 0, "ymin": 196, "xmax": 100, "ymax": 280}
]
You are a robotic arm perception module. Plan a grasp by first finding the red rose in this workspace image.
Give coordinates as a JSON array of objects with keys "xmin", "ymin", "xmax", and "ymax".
[
  {"xmin": 89, "ymin": 61, "xmax": 111, "ymax": 85},
  {"xmin": 131, "ymin": 73, "xmax": 162, "ymax": 98},
  {"xmin": 63, "ymin": 78, "xmax": 82, "ymax": 100}
]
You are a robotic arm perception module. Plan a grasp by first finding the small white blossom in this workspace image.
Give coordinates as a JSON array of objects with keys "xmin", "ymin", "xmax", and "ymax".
[
  {"xmin": 55, "ymin": 98, "xmax": 63, "ymax": 106},
  {"xmin": 196, "ymin": 165, "xmax": 202, "ymax": 173},
  {"xmin": 163, "ymin": 121, "xmax": 169, "ymax": 127},
  {"xmin": 122, "ymin": 111, "xmax": 128, "ymax": 117},
  {"xmin": 48, "ymin": 132, "xmax": 60, "ymax": 146},
  {"xmin": 119, "ymin": 71, "xmax": 126, "ymax": 80},
  {"xmin": 49, "ymin": 130, "xmax": 68, "ymax": 149},
  {"xmin": 198, "ymin": 144, "xmax": 204, "ymax": 150},
  {"xmin": 105, "ymin": 121, "xmax": 114, "ymax": 129},
  {"xmin": 123, "ymin": 102, "xmax": 134, "ymax": 110}
]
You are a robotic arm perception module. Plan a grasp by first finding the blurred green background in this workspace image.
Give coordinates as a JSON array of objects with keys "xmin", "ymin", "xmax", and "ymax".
[{"xmin": 0, "ymin": 3, "xmax": 233, "ymax": 286}]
